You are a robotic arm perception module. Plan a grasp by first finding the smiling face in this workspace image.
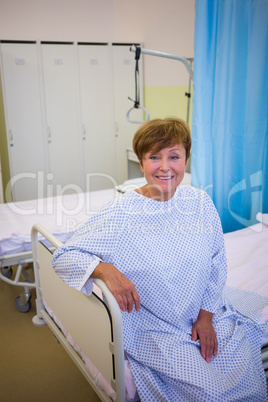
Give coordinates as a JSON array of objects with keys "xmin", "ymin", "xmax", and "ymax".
[{"xmin": 139, "ymin": 144, "xmax": 187, "ymax": 201}]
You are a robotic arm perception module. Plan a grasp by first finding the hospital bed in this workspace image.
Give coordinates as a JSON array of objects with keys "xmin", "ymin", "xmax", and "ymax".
[
  {"xmin": 1, "ymin": 177, "xmax": 267, "ymax": 398},
  {"xmin": 30, "ymin": 212, "xmax": 268, "ymax": 401}
]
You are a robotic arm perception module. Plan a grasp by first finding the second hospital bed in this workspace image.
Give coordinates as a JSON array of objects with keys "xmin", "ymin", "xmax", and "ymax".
[
  {"xmin": 0, "ymin": 187, "xmax": 116, "ymax": 311},
  {"xmin": 31, "ymin": 213, "xmax": 268, "ymax": 401}
]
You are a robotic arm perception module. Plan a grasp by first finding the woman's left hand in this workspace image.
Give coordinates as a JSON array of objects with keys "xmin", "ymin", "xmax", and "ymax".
[{"xmin": 191, "ymin": 309, "xmax": 218, "ymax": 363}]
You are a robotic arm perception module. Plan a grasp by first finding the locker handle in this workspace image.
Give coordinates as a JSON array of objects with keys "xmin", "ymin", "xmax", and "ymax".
[
  {"xmin": 47, "ymin": 127, "xmax": 52, "ymax": 144},
  {"xmin": 82, "ymin": 125, "xmax": 86, "ymax": 140},
  {"xmin": 9, "ymin": 130, "xmax": 14, "ymax": 147},
  {"xmin": 115, "ymin": 122, "xmax": 119, "ymax": 137}
]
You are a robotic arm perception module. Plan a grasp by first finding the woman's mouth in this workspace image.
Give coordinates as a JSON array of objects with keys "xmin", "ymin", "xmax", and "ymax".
[{"xmin": 156, "ymin": 176, "xmax": 173, "ymax": 180}]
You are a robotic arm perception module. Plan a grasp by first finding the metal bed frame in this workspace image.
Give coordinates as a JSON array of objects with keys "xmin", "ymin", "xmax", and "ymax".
[{"xmin": 0, "ymin": 250, "xmax": 35, "ymax": 312}]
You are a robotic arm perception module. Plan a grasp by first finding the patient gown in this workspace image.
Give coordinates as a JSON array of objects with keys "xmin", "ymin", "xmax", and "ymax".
[{"xmin": 52, "ymin": 186, "xmax": 268, "ymax": 401}]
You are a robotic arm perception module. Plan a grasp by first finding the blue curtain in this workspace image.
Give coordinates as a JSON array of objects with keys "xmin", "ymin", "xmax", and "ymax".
[{"xmin": 191, "ymin": 0, "xmax": 268, "ymax": 233}]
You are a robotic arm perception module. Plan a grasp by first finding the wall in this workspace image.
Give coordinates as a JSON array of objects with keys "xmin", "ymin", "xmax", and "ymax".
[
  {"xmin": 0, "ymin": 0, "xmax": 195, "ymax": 201},
  {"xmin": 0, "ymin": 0, "xmax": 194, "ymax": 62},
  {"xmin": 0, "ymin": 0, "xmax": 115, "ymax": 41},
  {"xmin": 114, "ymin": 0, "xmax": 195, "ymax": 122},
  {"xmin": 114, "ymin": 0, "xmax": 194, "ymax": 85},
  {"xmin": 0, "ymin": 0, "xmax": 194, "ymax": 112}
]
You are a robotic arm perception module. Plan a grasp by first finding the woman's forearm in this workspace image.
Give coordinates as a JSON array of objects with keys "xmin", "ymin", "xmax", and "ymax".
[
  {"xmin": 90, "ymin": 262, "xmax": 140, "ymax": 313},
  {"xmin": 90, "ymin": 262, "xmax": 114, "ymax": 280}
]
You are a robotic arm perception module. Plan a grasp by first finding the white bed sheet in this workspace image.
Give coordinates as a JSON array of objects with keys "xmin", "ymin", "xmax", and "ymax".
[
  {"xmin": 225, "ymin": 219, "xmax": 268, "ymax": 343},
  {"xmin": 0, "ymin": 189, "xmax": 116, "ymax": 256}
]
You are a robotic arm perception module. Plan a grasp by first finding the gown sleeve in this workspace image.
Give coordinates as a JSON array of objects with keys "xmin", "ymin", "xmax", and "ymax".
[
  {"xmin": 52, "ymin": 201, "xmax": 122, "ymax": 296},
  {"xmin": 200, "ymin": 193, "xmax": 227, "ymax": 314}
]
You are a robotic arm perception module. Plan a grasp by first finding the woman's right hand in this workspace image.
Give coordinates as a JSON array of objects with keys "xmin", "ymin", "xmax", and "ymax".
[{"xmin": 90, "ymin": 262, "xmax": 140, "ymax": 313}]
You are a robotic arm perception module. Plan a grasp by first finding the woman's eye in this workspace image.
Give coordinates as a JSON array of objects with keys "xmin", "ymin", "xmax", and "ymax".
[
  {"xmin": 170, "ymin": 155, "xmax": 180, "ymax": 160},
  {"xmin": 149, "ymin": 155, "xmax": 159, "ymax": 160}
]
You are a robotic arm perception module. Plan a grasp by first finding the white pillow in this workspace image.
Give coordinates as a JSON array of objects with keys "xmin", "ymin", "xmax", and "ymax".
[{"xmin": 256, "ymin": 212, "xmax": 268, "ymax": 226}]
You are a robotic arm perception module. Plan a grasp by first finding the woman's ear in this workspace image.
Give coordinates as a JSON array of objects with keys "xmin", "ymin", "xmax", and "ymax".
[{"xmin": 139, "ymin": 159, "xmax": 144, "ymax": 174}]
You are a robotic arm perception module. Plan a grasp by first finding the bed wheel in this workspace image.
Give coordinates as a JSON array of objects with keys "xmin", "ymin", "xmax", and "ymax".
[
  {"xmin": 0, "ymin": 266, "xmax": 13, "ymax": 279},
  {"xmin": 15, "ymin": 296, "xmax": 31, "ymax": 313}
]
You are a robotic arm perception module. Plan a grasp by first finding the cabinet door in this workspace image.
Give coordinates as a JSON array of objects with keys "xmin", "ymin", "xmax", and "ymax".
[
  {"xmin": 77, "ymin": 44, "xmax": 115, "ymax": 191},
  {"xmin": 112, "ymin": 44, "xmax": 144, "ymax": 184},
  {"xmin": 41, "ymin": 43, "xmax": 83, "ymax": 191},
  {"xmin": 0, "ymin": 42, "xmax": 46, "ymax": 201}
]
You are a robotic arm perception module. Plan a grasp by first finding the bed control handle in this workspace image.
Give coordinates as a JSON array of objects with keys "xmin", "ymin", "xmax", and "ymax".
[
  {"xmin": 109, "ymin": 341, "xmax": 115, "ymax": 354},
  {"xmin": 111, "ymin": 379, "xmax": 116, "ymax": 392}
]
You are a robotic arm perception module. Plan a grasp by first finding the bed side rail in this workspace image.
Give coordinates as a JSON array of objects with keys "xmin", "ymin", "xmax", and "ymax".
[
  {"xmin": 31, "ymin": 223, "xmax": 126, "ymax": 401},
  {"xmin": 31, "ymin": 224, "xmax": 63, "ymax": 324}
]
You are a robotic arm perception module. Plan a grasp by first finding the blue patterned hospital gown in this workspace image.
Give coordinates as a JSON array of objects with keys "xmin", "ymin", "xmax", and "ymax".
[{"xmin": 52, "ymin": 186, "xmax": 268, "ymax": 401}]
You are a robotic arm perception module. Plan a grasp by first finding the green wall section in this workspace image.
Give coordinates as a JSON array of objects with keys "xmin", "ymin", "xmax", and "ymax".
[
  {"xmin": 144, "ymin": 85, "xmax": 193, "ymax": 127},
  {"xmin": 143, "ymin": 85, "xmax": 193, "ymax": 173},
  {"xmin": 0, "ymin": 74, "xmax": 11, "ymax": 203}
]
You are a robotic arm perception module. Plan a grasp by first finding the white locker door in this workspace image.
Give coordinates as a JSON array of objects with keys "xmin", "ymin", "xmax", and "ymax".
[
  {"xmin": 41, "ymin": 43, "xmax": 83, "ymax": 191},
  {"xmin": 78, "ymin": 44, "xmax": 116, "ymax": 191},
  {"xmin": 112, "ymin": 44, "xmax": 144, "ymax": 184},
  {"xmin": 0, "ymin": 42, "xmax": 46, "ymax": 201}
]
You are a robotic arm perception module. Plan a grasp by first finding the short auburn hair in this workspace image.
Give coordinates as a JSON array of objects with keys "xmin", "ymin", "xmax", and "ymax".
[{"xmin": 132, "ymin": 117, "xmax": 191, "ymax": 162}]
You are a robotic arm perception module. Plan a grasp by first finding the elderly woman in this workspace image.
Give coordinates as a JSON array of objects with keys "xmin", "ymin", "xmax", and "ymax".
[{"xmin": 52, "ymin": 118, "xmax": 267, "ymax": 401}]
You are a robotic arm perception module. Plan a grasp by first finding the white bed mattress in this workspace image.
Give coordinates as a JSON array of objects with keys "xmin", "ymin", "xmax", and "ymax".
[{"xmin": 225, "ymin": 218, "xmax": 268, "ymax": 342}]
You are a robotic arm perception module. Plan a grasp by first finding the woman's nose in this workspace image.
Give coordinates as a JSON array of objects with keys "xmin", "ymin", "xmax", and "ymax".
[{"xmin": 160, "ymin": 158, "xmax": 169, "ymax": 171}]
